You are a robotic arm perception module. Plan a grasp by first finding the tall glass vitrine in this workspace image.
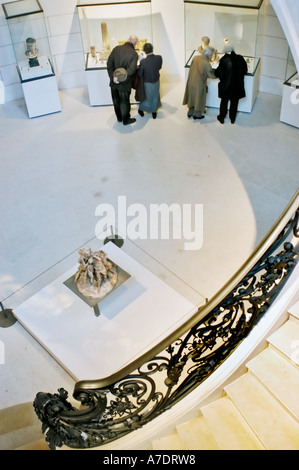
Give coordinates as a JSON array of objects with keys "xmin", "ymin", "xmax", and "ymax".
[
  {"xmin": 2, "ymin": 0, "xmax": 61, "ymax": 117},
  {"xmin": 76, "ymin": 0, "xmax": 152, "ymax": 106},
  {"xmin": 184, "ymin": 0, "xmax": 264, "ymax": 113}
]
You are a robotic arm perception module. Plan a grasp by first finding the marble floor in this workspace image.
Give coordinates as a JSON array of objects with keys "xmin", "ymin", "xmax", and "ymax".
[{"xmin": 0, "ymin": 77, "xmax": 298, "ymax": 410}]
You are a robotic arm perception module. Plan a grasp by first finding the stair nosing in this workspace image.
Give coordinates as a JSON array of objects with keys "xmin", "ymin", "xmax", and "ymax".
[{"xmin": 224, "ymin": 372, "xmax": 299, "ymax": 450}]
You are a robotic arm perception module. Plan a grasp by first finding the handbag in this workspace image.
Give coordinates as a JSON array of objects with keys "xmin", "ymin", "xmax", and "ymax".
[
  {"xmin": 135, "ymin": 75, "xmax": 146, "ymax": 102},
  {"xmin": 196, "ymin": 56, "xmax": 208, "ymax": 92},
  {"xmin": 132, "ymin": 69, "xmax": 139, "ymax": 90}
]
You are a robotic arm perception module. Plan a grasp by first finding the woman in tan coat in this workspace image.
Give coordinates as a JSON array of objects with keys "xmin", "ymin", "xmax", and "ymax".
[{"xmin": 183, "ymin": 47, "xmax": 216, "ymax": 120}]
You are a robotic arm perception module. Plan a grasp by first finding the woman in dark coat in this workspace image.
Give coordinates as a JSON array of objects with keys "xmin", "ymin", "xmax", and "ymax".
[
  {"xmin": 214, "ymin": 45, "xmax": 248, "ymax": 124},
  {"xmin": 137, "ymin": 43, "xmax": 163, "ymax": 119}
]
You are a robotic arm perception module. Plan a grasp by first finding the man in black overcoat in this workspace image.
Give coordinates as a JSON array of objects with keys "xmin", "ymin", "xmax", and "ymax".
[
  {"xmin": 107, "ymin": 35, "xmax": 138, "ymax": 125},
  {"xmin": 214, "ymin": 45, "xmax": 248, "ymax": 124}
]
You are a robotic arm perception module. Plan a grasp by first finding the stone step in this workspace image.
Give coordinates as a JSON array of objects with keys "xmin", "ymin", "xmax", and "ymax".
[
  {"xmin": 0, "ymin": 402, "xmax": 46, "ymax": 450},
  {"xmin": 152, "ymin": 432, "xmax": 183, "ymax": 450},
  {"xmin": 247, "ymin": 347, "xmax": 299, "ymax": 420},
  {"xmin": 0, "ymin": 400, "xmax": 83, "ymax": 450},
  {"xmin": 16, "ymin": 438, "xmax": 50, "ymax": 450},
  {"xmin": 288, "ymin": 300, "xmax": 299, "ymax": 321},
  {"xmin": 0, "ymin": 423, "xmax": 44, "ymax": 450},
  {"xmin": 267, "ymin": 318, "xmax": 299, "ymax": 364},
  {"xmin": 176, "ymin": 415, "xmax": 219, "ymax": 450},
  {"xmin": 200, "ymin": 396, "xmax": 264, "ymax": 450},
  {"xmin": 0, "ymin": 402, "xmax": 38, "ymax": 435},
  {"xmin": 151, "ymin": 308, "xmax": 299, "ymax": 451},
  {"xmin": 224, "ymin": 372, "xmax": 299, "ymax": 449}
]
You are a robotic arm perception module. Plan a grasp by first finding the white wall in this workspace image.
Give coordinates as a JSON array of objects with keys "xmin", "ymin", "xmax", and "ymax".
[
  {"xmin": 270, "ymin": 0, "xmax": 299, "ymax": 72},
  {"xmin": 0, "ymin": 0, "xmax": 294, "ymax": 103},
  {"xmin": 259, "ymin": 0, "xmax": 294, "ymax": 96}
]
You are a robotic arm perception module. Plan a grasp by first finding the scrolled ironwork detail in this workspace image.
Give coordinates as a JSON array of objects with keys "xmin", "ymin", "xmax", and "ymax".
[{"xmin": 33, "ymin": 208, "xmax": 299, "ymax": 450}]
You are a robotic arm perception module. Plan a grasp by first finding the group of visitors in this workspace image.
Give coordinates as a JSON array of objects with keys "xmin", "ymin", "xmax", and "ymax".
[
  {"xmin": 107, "ymin": 34, "xmax": 248, "ymax": 126},
  {"xmin": 107, "ymin": 35, "xmax": 162, "ymax": 125}
]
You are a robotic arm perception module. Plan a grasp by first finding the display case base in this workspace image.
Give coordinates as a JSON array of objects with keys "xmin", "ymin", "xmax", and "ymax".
[
  {"xmin": 22, "ymin": 75, "xmax": 62, "ymax": 118},
  {"xmin": 86, "ymin": 69, "xmax": 137, "ymax": 107},
  {"xmin": 86, "ymin": 69, "xmax": 112, "ymax": 106}
]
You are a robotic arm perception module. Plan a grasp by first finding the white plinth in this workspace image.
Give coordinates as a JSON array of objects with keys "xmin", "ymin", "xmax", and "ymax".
[
  {"xmin": 22, "ymin": 75, "xmax": 62, "ymax": 118},
  {"xmin": 86, "ymin": 69, "xmax": 136, "ymax": 106},
  {"xmin": 86, "ymin": 69, "xmax": 112, "ymax": 106},
  {"xmin": 14, "ymin": 242, "xmax": 197, "ymax": 381},
  {"xmin": 280, "ymin": 83, "xmax": 299, "ymax": 128}
]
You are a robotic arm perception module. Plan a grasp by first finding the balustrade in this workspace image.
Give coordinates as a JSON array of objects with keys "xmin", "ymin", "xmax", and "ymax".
[{"xmin": 33, "ymin": 192, "xmax": 299, "ymax": 450}]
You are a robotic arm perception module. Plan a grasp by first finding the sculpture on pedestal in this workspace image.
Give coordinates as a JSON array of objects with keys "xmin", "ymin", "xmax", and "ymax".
[{"xmin": 74, "ymin": 248, "xmax": 118, "ymax": 299}]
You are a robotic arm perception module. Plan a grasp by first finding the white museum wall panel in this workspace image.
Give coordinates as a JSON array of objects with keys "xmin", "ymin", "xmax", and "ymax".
[
  {"xmin": 271, "ymin": 0, "xmax": 299, "ymax": 72},
  {"xmin": 258, "ymin": 1, "xmax": 291, "ymax": 95},
  {"xmin": 46, "ymin": 9, "xmax": 86, "ymax": 89},
  {"xmin": 0, "ymin": 0, "xmax": 294, "ymax": 103}
]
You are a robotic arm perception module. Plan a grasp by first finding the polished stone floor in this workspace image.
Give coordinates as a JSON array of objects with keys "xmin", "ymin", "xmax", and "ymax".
[{"xmin": 0, "ymin": 78, "xmax": 298, "ymax": 409}]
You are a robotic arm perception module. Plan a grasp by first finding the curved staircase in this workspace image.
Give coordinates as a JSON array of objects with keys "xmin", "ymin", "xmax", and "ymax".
[
  {"xmin": 152, "ymin": 301, "xmax": 299, "ymax": 451},
  {"xmin": 1, "ymin": 302, "xmax": 298, "ymax": 450}
]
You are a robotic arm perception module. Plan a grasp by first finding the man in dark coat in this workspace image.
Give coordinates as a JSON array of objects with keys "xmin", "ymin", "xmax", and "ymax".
[
  {"xmin": 107, "ymin": 35, "xmax": 138, "ymax": 125},
  {"xmin": 214, "ymin": 45, "xmax": 248, "ymax": 124}
]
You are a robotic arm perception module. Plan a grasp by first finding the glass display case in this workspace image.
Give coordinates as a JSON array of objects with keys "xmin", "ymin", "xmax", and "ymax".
[
  {"xmin": 76, "ymin": 1, "xmax": 152, "ymax": 105},
  {"xmin": 184, "ymin": 0, "xmax": 263, "ymax": 113},
  {"xmin": 185, "ymin": 51, "xmax": 260, "ymax": 76},
  {"xmin": 184, "ymin": 0, "xmax": 263, "ymax": 67},
  {"xmin": 284, "ymin": 48, "xmax": 297, "ymax": 86},
  {"xmin": 6, "ymin": 229, "xmax": 204, "ymax": 380},
  {"xmin": 77, "ymin": 0, "xmax": 152, "ymax": 70},
  {"xmin": 2, "ymin": 0, "xmax": 54, "ymax": 82},
  {"xmin": 2, "ymin": 0, "xmax": 61, "ymax": 118},
  {"xmin": 284, "ymin": 72, "xmax": 299, "ymax": 89}
]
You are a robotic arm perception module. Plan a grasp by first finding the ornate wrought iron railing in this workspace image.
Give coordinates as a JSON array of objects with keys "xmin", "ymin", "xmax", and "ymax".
[{"xmin": 34, "ymin": 190, "xmax": 299, "ymax": 450}]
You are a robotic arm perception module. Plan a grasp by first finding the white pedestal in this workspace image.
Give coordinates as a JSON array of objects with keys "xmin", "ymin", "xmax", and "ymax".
[
  {"xmin": 280, "ymin": 83, "xmax": 299, "ymax": 128},
  {"xmin": 22, "ymin": 75, "xmax": 62, "ymax": 118},
  {"xmin": 86, "ymin": 68, "xmax": 136, "ymax": 107},
  {"xmin": 14, "ymin": 242, "xmax": 197, "ymax": 381},
  {"xmin": 86, "ymin": 69, "xmax": 112, "ymax": 106}
]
